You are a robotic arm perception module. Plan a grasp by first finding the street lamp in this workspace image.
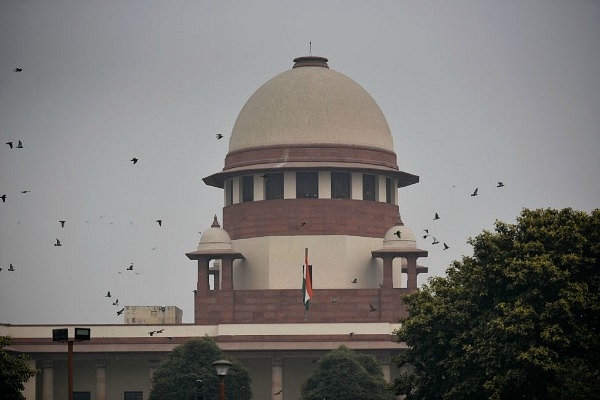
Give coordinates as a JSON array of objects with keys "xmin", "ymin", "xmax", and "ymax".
[{"xmin": 212, "ymin": 359, "xmax": 232, "ymax": 400}]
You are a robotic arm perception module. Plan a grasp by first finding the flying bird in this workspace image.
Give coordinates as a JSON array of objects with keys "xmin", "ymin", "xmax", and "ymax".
[
  {"xmin": 443, "ymin": 243, "xmax": 449, "ymax": 250},
  {"xmin": 148, "ymin": 330, "xmax": 156, "ymax": 336},
  {"xmin": 54, "ymin": 238, "xmax": 62, "ymax": 247},
  {"xmin": 6, "ymin": 142, "xmax": 13, "ymax": 149},
  {"xmin": 13, "ymin": 67, "xmax": 23, "ymax": 72},
  {"xmin": 351, "ymin": 278, "xmax": 357, "ymax": 284},
  {"xmin": 216, "ymin": 133, "xmax": 223, "ymax": 139},
  {"xmin": 116, "ymin": 308, "xmax": 124, "ymax": 315},
  {"xmin": 432, "ymin": 237, "xmax": 439, "ymax": 245},
  {"xmin": 331, "ymin": 297, "xmax": 337, "ymax": 303},
  {"xmin": 112, "ymin": 299, "xmax": 119, "ymax": 306},
  {"xmin": 369, "ymin": 303, "xmax": 377, "ymax": 312},
  {"xmin": 300, "ymin": 221, "xmax": 307, "ymax": 227},
  {"xmin": 105, "ymin": 291, "xmax": 112, "ymax": 297},
  {"xmin": 434, "ymin": 212, "xmax": 440, "ymax": 220},
  {"xmin": 423, "ymin": 229, "xmax": 429, "ymax": 233},
  {"xmin": 8, "ymin": 264, "xmax": 15, "ymax": 271},
  {"xmin": 21, "ymin": 190, "xmax": 30, "ymax": 194},
  {"xmin": 59, "ymin": 220, "xmax": 66, "ymax": 228},
  {"xmin": 423, "ymin": 234, "xmax": 430, "ymax": 239},
  {"xmin": 1, "ymin": 194, "xmax": 6, "ymax": 202},
  {"xmin": 471, "ymin": 187, "xmax": 479, "ymax": 197},
  {"xmin": 155, "ymin": 219, "xmax": 162, "ymax": 227},
  {"xmin": 497, "ymin": 181, "xmax": 505, "ymax": 188},
  {"xmin": 16, "ymin": 140, "xmax": 23, "ymax": 148},
  {"xmin": 127, "ymin": 263, "xmax": 134, "ymax": 271},
  {"xmin": 349, "ymin": 332, "xmax": 355, "ymax": 336},
  {"xmin": 156, "ymin": 329, "xmax": 164, "ymax": 334},
  {"xmin": 274, "ymin": 389, "xmax": 283, "ymax": 395},
  {"xmin": 394, "ymin": 230, "xmax": 401, "ymax": 238},
  {"xmin": 130, "ymin": 157, "xmax": 138, "ymax": 165}
]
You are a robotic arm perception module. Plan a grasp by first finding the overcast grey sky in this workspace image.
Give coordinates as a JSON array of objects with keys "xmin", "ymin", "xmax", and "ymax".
[{"xmin": 1, "ymin": 0, "xmax": 599, "ymax": 324}]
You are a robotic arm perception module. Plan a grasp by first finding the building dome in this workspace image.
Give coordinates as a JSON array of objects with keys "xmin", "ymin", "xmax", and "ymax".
[
  {"xmin": 205, "ymin": 56, "xmax": 419, "ymax": 189},
  {"xmin": 197, "ymin": 216, "xmax": 233, "ymax": 251},
  {"xmin": 382, "ymin": 220, "xmax": 417, "ymax": 249},
  {"xmin": 228, "ymin": 56, "xmax": 394, "ymax": 153}
]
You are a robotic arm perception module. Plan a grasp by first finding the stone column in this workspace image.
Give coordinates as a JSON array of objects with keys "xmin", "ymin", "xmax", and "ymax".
[
  {"xmin": 149, "ymin": 360, "xmax": 159, "ymax": 391},
  {"xmin": 272, "ymin": 357, "xmax": 283, "ymax": 399},
  {"xmin": 382, "ymin": 256, "xmax": 394, "ymax": 289},
  {"xmin": 95, "ymin": 360, "xmax": 107, "ymax": 400},
  {"xmin": 406, "ymin": 256, "xmax": 417, "ymax": 290},
  {"xmin": 197, "ymin": 257, "xmax": 210, "ymax": 291},
  {"xmin": 22, "ymin": 359, "xmax": 36, "ymax": 399},
  {"xmin": 221, "ymin": 257, "xmax": 234, "ymax": 290},
  {"xmin": 42, "ymin": 360, "xmax": 54, "ymax": 400},
  {"xmin": 380, "ymin": 357, "xmax": 391, "ymax": 383}
]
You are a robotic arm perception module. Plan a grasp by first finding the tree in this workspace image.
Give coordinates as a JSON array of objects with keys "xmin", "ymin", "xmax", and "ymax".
[
  {"xmin": 0, "ymin": 336, "xmax": 36, "ymax": 400},
  {"xmin": 149, "ymin": 337, "xmax": 252, "ymax": 400},
  {"xmin": 394, "ymin": 208, "xmax": 600, "ymax": 400},
  {"xmin": 301, "ymin": 345, "xmax": 395, "ymax": 400}
]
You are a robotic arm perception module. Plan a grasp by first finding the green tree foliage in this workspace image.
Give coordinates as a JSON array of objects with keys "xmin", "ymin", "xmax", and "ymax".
[
  {"xmin": 394, "ymin": 208, "xmax": 600, "ymax": 400},
  {"xmin": 301, "ymin": 345, "xmax": 395, "ymax": 400},
  {"xmin": 149, "ymin": 337, "xmax": 252, "ymax": 400},
  {"xmin": 0, "ymin": 336, "xmax": 36, "ymax": 400}
]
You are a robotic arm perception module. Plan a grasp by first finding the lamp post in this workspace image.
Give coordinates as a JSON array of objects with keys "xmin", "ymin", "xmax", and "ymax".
[{"xmin": 212, "ymin": 359, "xmax": 232, "ymax": 400}]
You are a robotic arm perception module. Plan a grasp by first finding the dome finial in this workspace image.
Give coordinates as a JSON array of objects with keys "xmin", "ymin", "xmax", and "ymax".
[
  {"xmin": 211, "ymin": 215, "xmax": 220, "ymax": 228},
  {"xmin": 293, "ymin": 56, "xmax": 329, "ymax": 69}
]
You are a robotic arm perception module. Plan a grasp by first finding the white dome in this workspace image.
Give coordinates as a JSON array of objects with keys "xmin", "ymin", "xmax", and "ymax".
[
  {"xmin": 228, "ymin": 56, "xmax": 394, "ymax": 153},
  {"xmin": 383, "ymin": 224, "xmax": 416, "ymax": 249},
  {"xmin": 197, "ymin": 217, "xmax": 232, "ymax": 251}
]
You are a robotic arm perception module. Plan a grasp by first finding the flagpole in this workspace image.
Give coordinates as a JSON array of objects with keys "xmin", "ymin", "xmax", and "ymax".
[{"xmin": 304, "ymin": 247, "xmax": 309, "ymax": 322}]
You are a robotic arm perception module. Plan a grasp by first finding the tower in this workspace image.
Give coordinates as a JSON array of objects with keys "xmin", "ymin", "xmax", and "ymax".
[{"xmin": 187, "ymin": 56, "xmax": 427, "ymax": 325}]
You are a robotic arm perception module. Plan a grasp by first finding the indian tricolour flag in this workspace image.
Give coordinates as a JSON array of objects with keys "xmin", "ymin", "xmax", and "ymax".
[{"xmin": 302, "ymin": 248, "xmax": 313, "ymax": 310}]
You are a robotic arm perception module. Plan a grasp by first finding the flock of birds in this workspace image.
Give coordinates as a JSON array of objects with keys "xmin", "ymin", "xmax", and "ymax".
[
  {"xmin": 1, "ymin": 67, "xmax": 229, "ymax": 323},
  {"xmin": 416, "ymin": 181, "xmax": 506, "ymax": 253}
]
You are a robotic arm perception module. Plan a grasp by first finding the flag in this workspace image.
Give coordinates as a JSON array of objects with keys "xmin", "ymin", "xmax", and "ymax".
[{"xmin": 302, "ymin": 248, "xmax": 313, "ymax": 310}]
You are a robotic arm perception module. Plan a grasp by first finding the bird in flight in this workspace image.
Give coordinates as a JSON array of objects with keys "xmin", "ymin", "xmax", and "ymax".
[
  {"xmin": 216, "ymin": 133, "xmax": 223, "ymax": 139},
  {"xmin": 156, "ymin": 329, "xmax": 164, "ymax": 334},
  {"xmin": 1, "ymin": 194, "xmax": 6, "ymax": 202},
  {"xmin": 274, "ymin": 389, "xmax": 283, "ymax": 395},
  {"xmin": 8, "ymin": 264, "xmax": 15, "ymax": 271},
  {"xmin": 112, "ymin": 299, "xmax": 119, "ymax": 306},
  {"xmin": 116, "ymin": 308, "xmax": 124, "ymax": 316},
  {"xmin": 155, "ymin": 219, "xmax": 162, "ymax": 227},
  {"xmin": 434, "ymin": 212, "xmax": 440, "ymax": 220},
  {"xmin": 54, "ymin": 239, "xmax": 62, "ymax": 247},
  {"xmin": 105, "ymin": 291, "xmax": 112, "ymax": 297},
  {"xmin": 130, "ymin": 157, "xmax": 138, "ymax": 165},
  {"xmin": 127, "ymin": 263, "xmax": 134, "ymax": 271},
  {"xmin": 331, "ymin": 297, "xmax": 337, "ymax": 303},
  {"xmin": 369, "ymin": 303, "xmax": 377, "ymax": 312},
  {"xmin": 300, "ymin": 221, "xmax": 307, "ymax": 227},
  {"xmin": 13, "ymin": 67, "xmax": 23, "ymax": 72},
  {"xmin": 432, "ymin": 236, "xmax": 439, "ymax": 245},
  {"xmin": 16, "ymin": 140, "xmax": 23, "ymax": 148},
  {"xmin": 394, "ymin": 230, "xmax": 401, "ymax": 238},
  {"xmin": 443, "ymin": 243, "xmax": 449, "ymax": 250},
  {"xmin": 471, "ymin": 188, "xmax": 479, "ymax": 197},
  {"xmin": 59, "ymin": 220, "xmax": 66, "ymax": 228},
  {"xmin": 21, "ymin": 190, "xmax": 30, "ymax": 194},
  {"xmin": 423, "ymin": 229, "xmax": 429, "ymax": 233},
  {"xmin": 423, "ymin": 234, "xmax": 430, "ymax": 239},
  {"xmin": 6, "ymin": 142, "xmax": 13, "ymax": 149},
  {"xmin": 497, "ymin": 181, "xmax": 505, "ymax": 188},
  {"xmin": 351, "ymin": 278, "xmax": 358, "ymax": 284},
  {"xmin": 148, "ymin": 330, "xmax": 156, "ymax": 336}
]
